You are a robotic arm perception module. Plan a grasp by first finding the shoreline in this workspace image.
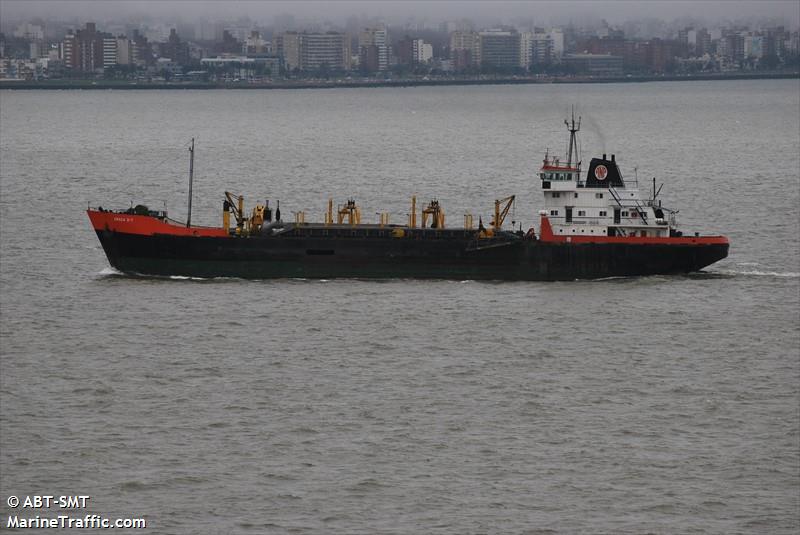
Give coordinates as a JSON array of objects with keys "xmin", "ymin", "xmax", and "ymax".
[{"xmin": 0, "ymin": 71, "xmax": 797, "ymax": 90}]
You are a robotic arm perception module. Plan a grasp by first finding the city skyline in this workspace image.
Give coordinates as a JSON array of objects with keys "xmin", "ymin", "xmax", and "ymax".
[
  {"xmin": 1, "ymin": 0, "xmax": 799, "ymax": 30},
  {"xmin": 2, "ymin": 0, "xmax": 798, "ymax": 83}
]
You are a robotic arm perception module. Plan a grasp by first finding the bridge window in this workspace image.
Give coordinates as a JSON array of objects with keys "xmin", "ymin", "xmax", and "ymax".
[
  {"xmin": 621, "ymin": 211, "xmax": 629, "ymax": 217},
  {"xmin": 595, "ymin": 193, "xmax": 604, "ymax": 199},
  {"xmin": 578, "ymin": 210, "xmax": 586, "ymax": 216},
  {"xmin": 574, "ymin": 193, "xmax": 579, "ymax": 198},
  {"xmin": 599, "ymin": 211, "xmax": 607, "ymax": 217},
  {"xmin": 552, "ymin": 192, "xmax": 561, "ymax": 198},
  {"xmin": 550, "ymin": 210, "xmax": 559, "ymax": 216}
]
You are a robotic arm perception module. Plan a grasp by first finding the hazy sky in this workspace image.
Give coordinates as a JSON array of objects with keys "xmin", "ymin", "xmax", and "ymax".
[{"xmin": 1, "ymin": 0, "xmax": 798, "ymax": 28}]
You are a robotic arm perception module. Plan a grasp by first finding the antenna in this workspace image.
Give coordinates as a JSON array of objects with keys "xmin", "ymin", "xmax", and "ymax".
[
  {"xmin": 186, "ymin": 137, "xmax": 195, "ymax": 228},
  {"xmin": 564, "ymin": 105, "xmax": 581, "ymax": 167}
]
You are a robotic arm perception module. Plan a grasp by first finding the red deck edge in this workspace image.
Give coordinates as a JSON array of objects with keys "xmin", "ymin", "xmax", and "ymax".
[
  {"xmin": 537, "ymin": 215, "xmax": 729, "ymax": 245},
  {"xmin": 87, "ymin": 210, "xmax": 229, "ymax": 237},
  {"xmin": 541, "ymin": 165, "xmax": 579, "ymax": 172}
]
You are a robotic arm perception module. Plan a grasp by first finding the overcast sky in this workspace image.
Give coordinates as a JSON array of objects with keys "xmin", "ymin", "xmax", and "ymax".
[{"xmin": 1, "ymin": 0, "xmax": 798, "ymax": 28}]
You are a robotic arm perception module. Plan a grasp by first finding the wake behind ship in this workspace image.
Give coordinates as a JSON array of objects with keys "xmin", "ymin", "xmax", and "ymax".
[{"xmin": 87, "ymin": 118, "xmax": 729, "ymax": 280}]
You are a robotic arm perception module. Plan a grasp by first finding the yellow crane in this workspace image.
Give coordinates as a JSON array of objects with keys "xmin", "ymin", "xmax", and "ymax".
[
  {"xmin": 337, "ymin": 199, "xmax": 361, "ymax": 225},
  {"xmin": 492, "ymin": 195, "xmax": 515, "ymax": 232},
  {"xmin": 421, "ymin": 200, "xmax": 445, "ymax": 229},
  {"xmin": 224, "ymin": 191, "xmax": 245, "ymax": 234}
]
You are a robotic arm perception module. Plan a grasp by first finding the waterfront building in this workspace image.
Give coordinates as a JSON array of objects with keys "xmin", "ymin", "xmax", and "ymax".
[
  {"xmin": 449, "ymin": 30, "xmax": 479, "ymax": 67},
  {"xmin": 159, "ymin": 29, "xmax": 189, "ymax": 65},
  {"xmin": 61, "ymin": 23, "xmax": 117, "ymax": 72},
  {"xmin": 244, "ymin": 31, "xmax": 270, "ymax": 55},
  {"xmin": 200, "ymin": 55, "xmax": 281, "ymax": 79},
  {"xmin": 548, "ymin": 29, "xmax": 565, "ymax": 59},
  {"xmin": 301, "ymin": 32, "xmax": 351, "ymax": 71},
  {"xmin": 395, "ymin": 37, "xmax": 414, "ymax": 66},
  {"xmin": 695, "ymin": 28, "xmax": 712, "ymax": 57},
  {"xmin": 645, "ymin": 38, "xmax": 672, "ymax": 72},
  {"xmin": 29, "ymin": 40, "xmax": 47, "ymax": 60},
  {"xmin": 130, "ymin": 30, "xmax": 153, "ymax": 67},
  {"xmin": 115, "ymin": 36, "xmax": 132, "ymax": 65},
  {"xmin": 358, "ymin": 27, "xmax": 388, "ymax": 72},
  {"xmin": 478, "ymin": 29, "xmax": 521, "ymax": 69},
  {"xmin": 413, "ymin": 39, "xmax": 433, "ymax": 64},
  {"xmin": 0, "ymin": 58, "xmax": 41, "ymax": 80},
  {"xmin": 277, "ymin": 32, "xmax": 300, "ymax": 71},
  {"xmin": 218, "ymin": 30, "xmax": 242, "ymax": 55},
  {"xmin": 719, "ymin": 30, "xmax": 745, "ymax": 65},
  {"xmin": 531, "ymin": 33, "xmax": 554, "ymax": 67},
  {"xmin": 278, "ymin": 31, "xmax": 350, "ymax": 72},
  {"xmin": 677, "ymin": 27, "xmax": 691, "ymax": 58},
  {"xmin": 102, "ymin": 34, "xmax": 117, "ymax": 69},
  {"xmin": 563, "ymin": 53, "xmax": 623, "ymax": 75},
  {"xmin": 744, "ymin": 34, "xmax": 765, "ymax": 60},
  {"xmin": 520, "ymin": 32, "xmax": 532, "ymax": 68}
]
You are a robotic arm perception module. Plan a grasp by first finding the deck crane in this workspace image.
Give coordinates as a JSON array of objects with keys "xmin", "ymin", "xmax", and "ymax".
[{"xmin": 492, "ymin": 195, "xmax": 516, "ymax": 232}]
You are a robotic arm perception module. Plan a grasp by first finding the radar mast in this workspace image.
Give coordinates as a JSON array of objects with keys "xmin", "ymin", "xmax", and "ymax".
[{"xmin": 565, "ymin": 107, "xmax": 581, "ymax": 168}]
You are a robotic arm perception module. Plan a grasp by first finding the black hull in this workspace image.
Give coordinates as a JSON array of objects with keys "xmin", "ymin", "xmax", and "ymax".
[{"xmin": 95, "ymin": 230, "xmax": 729, "ymax": 281}]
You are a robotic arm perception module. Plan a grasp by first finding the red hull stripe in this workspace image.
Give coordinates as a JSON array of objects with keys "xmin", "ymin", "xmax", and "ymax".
[
  {"xmin": 87, "ymin": 210, "xmax": 229, "ymax": 238},
  {"xmin": 538, "ymin": 215, "xmax": 729, "ymax": 245}
]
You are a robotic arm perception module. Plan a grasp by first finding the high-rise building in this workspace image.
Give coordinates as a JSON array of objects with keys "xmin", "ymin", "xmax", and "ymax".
[
  {"xmin": 160, "ymin": 28, "xmax": 189, "ymax": 64},
  {"xmin": 130, "ymin": 30, "xmax": 153, "ymax": 67},
  {"xmin": 244, "ymin": 31, "xmax": 270, "ymax": 55},
  {"xmin": 676, "ymin": 27, "xmax": 691, "ymax": 58},
  {"xmin": 745, "ymin": 34, "xmax": 765, "ymax": 59},
  {"xmin": 520, "ymin": 31, "xmax": 554, "ymax": 69},
  {"xmin": 62, "ymin": 33, "xmax": 76, "ymax": 67},
  {"xmin": 219, "ymin": 30, "xmax": 241, "ymax": 55},
  {"xmin": 278, "ymin": 31, "xmax": 350, "ymax": 72},
  {"xmin": 194, "ymin": 20, "xmax": 224, "ymax": 42},
  {"xmin": 301, "ymin": 32, "xmax": 351, "ymax": 71},
  {"xmin": 102, "ymin": 34, "xmax": 117, "ymax": 68},
  {"xmin": 61, "ymin": 22, "xmax": 117, "ymax": 72},
  {"xmin": 719, "ymin": 30, "xmax": 745, "ymax": 64},
  {"xmin": 520, "ymin": 32, "xmax": 533, "ymax": 68},
  {"xmin": 548, "ymin": 29, "xmax": 564, "ymax": 59},
  {"xmin": 531, "ymin": 33, "xmax": 554, "ymax": 67},
  {"xmin": 478, "ymin": 29, "xmax": 520, "ymax": 69},
  {"xmin": 395, "ymin": 37, "xmax": 414, "ymax": 66},
  {"xmin": 115, "ymin": 36, "xmax": 132, "ymax": 65},
  {"xmin": 412, "ymin": 39, "xmax": 433, "ymax": 64},
  {"xmin": 358, "ymin": 27, "xmax": 388, "ymax": 72},
  {"xmin": 277, "ymin": 32, "xmax": 301, "ymax": 70},
  {"xmin": 695, "ymin": 28, "xmax": 711, "ymax": 57},
  {"xmin": 449, "ymin": 30, "xmax": 479, "ymax": 66}
]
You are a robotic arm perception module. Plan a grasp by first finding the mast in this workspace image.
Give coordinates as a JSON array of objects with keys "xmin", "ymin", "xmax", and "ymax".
[
  {"xmin": 186, "ymin": 137, "xmax": 195, "ymax": 228},
  {"xmin": 564, "ymin": 107, "xmax": 581, "ymax": 167}
]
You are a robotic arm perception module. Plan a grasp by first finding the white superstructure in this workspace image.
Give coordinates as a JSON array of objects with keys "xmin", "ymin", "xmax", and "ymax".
[{"xmin": 539, "ymin": 115, "xmax": 678, "ymax": 239}]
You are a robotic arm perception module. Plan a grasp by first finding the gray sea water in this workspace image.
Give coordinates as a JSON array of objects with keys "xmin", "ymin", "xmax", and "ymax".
[{"xmin": 1, "ymin": 80, "xmax": 799, "ymax": 534}]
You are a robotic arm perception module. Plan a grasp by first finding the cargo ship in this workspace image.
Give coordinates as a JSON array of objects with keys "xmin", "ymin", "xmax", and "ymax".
[{"xmin": 87, "ymin": 117, "xmax": 729, "ymax": 280}]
